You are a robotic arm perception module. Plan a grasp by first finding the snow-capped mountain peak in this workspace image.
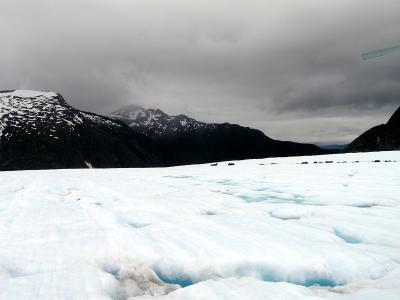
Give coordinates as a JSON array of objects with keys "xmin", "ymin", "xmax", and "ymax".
[
  {"xmin": 0, "ymin": 89, "xmax": 75, "ymax": 139},
  {"xmin": 0, "ymin": 90, "xmax": 158, "ymax": 170},
  {"xmin": 0, "ymin": 89, "xmax": 124, "ymax": 140},
  {"xmin": 0, "ymin": 89, "xmax": 58, "ymax": 98},
  {"xmin": 109, "ymin": 105, "xmax": 212, "ymax": 136}
]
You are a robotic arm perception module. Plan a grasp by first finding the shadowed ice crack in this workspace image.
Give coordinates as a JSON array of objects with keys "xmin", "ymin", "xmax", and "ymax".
[
  {"xmin": 153, "ymin": 271, "xmax": 195, "ymax": 288},
  {"xmin": 163, "ymin": 175, "xmax": 194, "ymax": 179},
  {"xmin": 126, "ymin": 222, "xmax": 150, "ymax": 229},
  {"xmin": 352, "ymin": 203, "xmax": 377, "ymax": 208},
  {"xmin": 152, "ymin": 263, "xmax": 345, "ymax": 291},
  {"xmin": 333, "ymin": 228, "xmax": 363, "ymax": 244},
  {"xmin": 200, "ymin": 209, "xmax": 218, "ymax": 216}
]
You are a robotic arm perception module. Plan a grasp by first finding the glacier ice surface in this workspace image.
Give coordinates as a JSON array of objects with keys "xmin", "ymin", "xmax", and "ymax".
[{"xmin": 0, "ymin": 151, "xmax": 399, "ymax": 299}]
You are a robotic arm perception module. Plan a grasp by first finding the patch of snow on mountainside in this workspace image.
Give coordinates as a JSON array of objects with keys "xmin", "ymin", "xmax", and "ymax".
[
  {"xmin": 0, "ymin": 90, "xmax": 67, "ymax": 138},
  {"xmin": 0, "ymin": 90, "xmax": 58, "ymax": 98},
  {"xmin": 0, "ymin": 151, "xmax": 399, "ymax": 299}
]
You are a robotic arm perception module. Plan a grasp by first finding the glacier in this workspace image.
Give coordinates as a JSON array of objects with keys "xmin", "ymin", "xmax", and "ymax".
[{"xmin": 0, "ymin": 151, "xmax": 399, "ymax": 299}]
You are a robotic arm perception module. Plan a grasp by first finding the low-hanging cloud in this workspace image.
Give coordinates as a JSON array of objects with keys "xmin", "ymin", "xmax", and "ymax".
[{"xmin": 1, "ymin": 0, "xmax": 399, "ymax": 144}]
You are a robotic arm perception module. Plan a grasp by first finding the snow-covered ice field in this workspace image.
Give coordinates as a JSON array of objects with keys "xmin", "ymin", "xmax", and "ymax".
[{"xmin": 0, "ymin": 151, "xmax": 399, "ymax": 299}]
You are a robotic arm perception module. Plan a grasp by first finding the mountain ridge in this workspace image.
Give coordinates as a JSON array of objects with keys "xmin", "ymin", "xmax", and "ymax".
[
  {"xmin": 110, "ymin": 105, "xmax": 215, "ymax": 137},
  {"xmin": 110, "ymin": 104, "xmax": 325, "ymax": 166},
  {"xmin": 0, "ymin": 90, "xmax": 160, "ymax": 170},
  {"xmin": 346, "ymin": 106, "xmax": 400, "ymax": 152},
  {"xmin": 0, "ymin": 90, "xmax": 328, "ymax": 170}
]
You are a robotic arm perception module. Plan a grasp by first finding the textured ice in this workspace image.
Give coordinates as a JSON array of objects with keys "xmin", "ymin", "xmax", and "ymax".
[{"xmin": 0, "ymin": 151, "xmax": 399, "ymax": 299}]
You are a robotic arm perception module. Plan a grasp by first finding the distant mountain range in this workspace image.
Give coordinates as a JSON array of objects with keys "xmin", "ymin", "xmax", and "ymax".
[
  {"xmin": 319, "ymin": 144, "xmax": 348, "ymax": 151},
  {"xmin": 0, "ymin": 90, "xmax": 159, "ymax": 170},
  {"xmin": 0, "ymin": 91, "xmax": 327, "ymax": 170},
  {"xmin": 6, "ymin": 90, "xmax": 397, "ymax": 171},
  {"xmin": 346, "ymin": 106, "xmax": 400, "ymax": 152},
  {"xmin": 109, "ymin": 105, "xmax": 325, "ymax": 166}
]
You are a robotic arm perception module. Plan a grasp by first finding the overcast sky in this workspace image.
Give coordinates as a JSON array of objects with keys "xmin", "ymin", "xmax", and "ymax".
[{"xmin": 1, "ymin": 0, "xmax": 399, "ymax": 144}]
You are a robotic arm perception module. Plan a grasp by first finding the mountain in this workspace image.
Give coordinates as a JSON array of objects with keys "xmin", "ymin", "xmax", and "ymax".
[
  {"xmin": 110, "ymin": 105, "xmax": 215, "ymax": 136},
  {"xmin": 110, "ymin": 105, "xmax": 325, "ymax": 166},
  {"xmin": 319, "ymin": 144, "xmax": 348, "ymax": 151},
  {"xmin": 346, "ymin": 106, "xmax": 400, "ymax": 152},
  {"xmin": 0, "ymin": 90, "xmax": 159, "ymax": 170},
  {"xmin": 318, "ymin": 144, "xmax": 348, "ymax": 154}
]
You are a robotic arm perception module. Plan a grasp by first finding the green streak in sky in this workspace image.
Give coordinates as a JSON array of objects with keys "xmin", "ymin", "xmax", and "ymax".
[{"xmin": 362, "ymin": 45, "xmax": 400, "ymax": 60}]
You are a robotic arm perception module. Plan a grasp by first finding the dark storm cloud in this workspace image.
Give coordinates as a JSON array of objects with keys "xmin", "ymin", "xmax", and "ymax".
[{"xmin": 1, "ymin": 0, "xmax": 399, "ymax": 143}]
